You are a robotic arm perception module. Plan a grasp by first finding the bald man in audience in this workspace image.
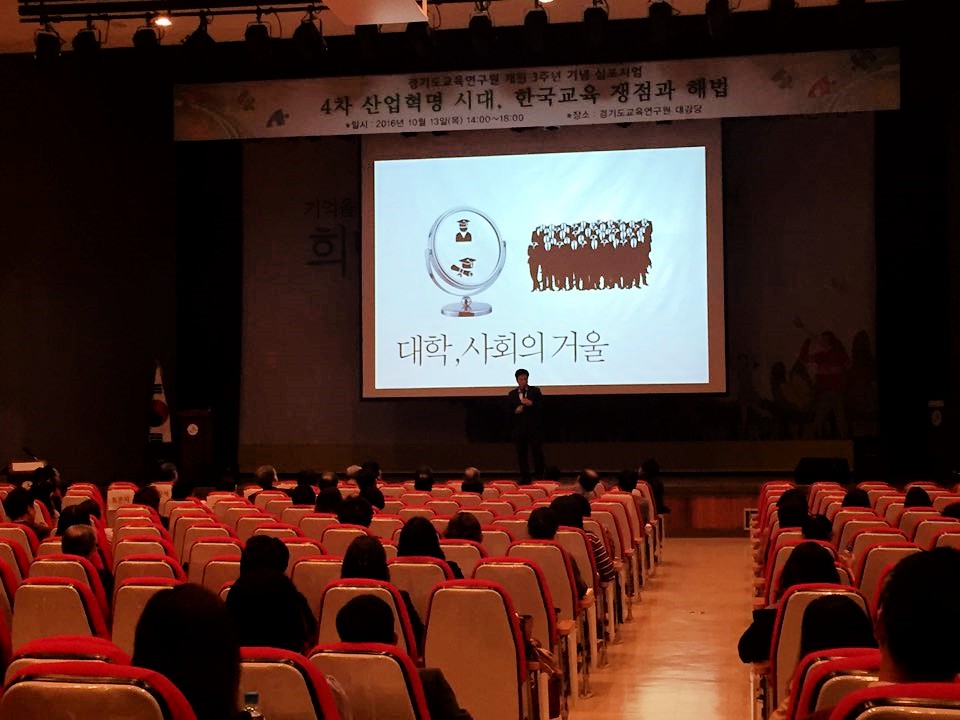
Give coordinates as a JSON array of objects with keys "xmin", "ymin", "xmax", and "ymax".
[
  {"xmin": 62, "ymin": 523, "xmax": 113, "ymax": 597},
  {"xmin": 461, "ymin": 467, "xmax": 483, "ymax": 495}
]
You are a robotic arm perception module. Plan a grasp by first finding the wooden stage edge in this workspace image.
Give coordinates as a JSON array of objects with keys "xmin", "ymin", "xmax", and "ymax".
[{"xmin": 240, "ymin": 440, "xmax": 854, "ymax": 536}]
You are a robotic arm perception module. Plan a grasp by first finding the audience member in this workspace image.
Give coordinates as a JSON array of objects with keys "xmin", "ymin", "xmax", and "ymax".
[
  {"xmin": 768, "ymin": 595, "xmax": 876, "ymax": 720},
  {"xmin": 28, "ymin": 465, "xmax": 60, "ymax": 519},
  {"xmin": 319, "ymin": 470, "xmax": 339, "ymax": 489},
  {"xmin": 341, "ymin": 536, "xmax": 424, "ymax": 651},
  {"xmin": 240, "ymin": 534, "xmax": 290, "ymax": 575},
  {"xmin": 290, "ymin": 484, "xmax": 317, "ymax": 506},
  {"xmin": 840, "ymin": 487, "xmax": 871, "ymax": 508},
  {"xmin": 527, "ymin": 507, "xmax": 588, "ymax": 598},
  {"xmin": 941, "ymin": 502, "xmax": 960, "ymax": 521},
  {"xmin": 445, "ymin": 512, "xmax": 483, "ymax": 543},
  {"xmin": 226, "ymin": 569, "xmax": 317, "ymax": 653},
  {"xmin": 550, "ymin": 495, "xmax": 616, "ymax": 585},
  {"xmin": 336, "ymin": 594, "xmax": 473, "ymax": 720},
  {"xmin": 903, "ymin": 486, "xmax": 932, "ymax": 508},
  {"xmin": 397, "ymin": 516, "xmax": 463, "ymax": 578},
  {"xmin": 738, "ymin": 541, "xmax": 840, "ymax": 663},
  {"xmin": 414, "ymin": 466, "xmax": 434, "ymax": 493},
  {"xmin": 460, "ymin": 467, "xmax": 483, "ymax": 495},
  {"xmin": 171, "ymin": 478, "xmax": 193, "ymax": 501},
  {"xmin": 55, "ymin": 503, "xmax": 91, "ymax": 536},
  {"xmin": 3, "ymin": 487, "xmax": 51, "ymax": 539},
  {"xmin": 640, "ymin": 457, "xmax": 669, "ymax": 514},
  {"xmin": 254, "ymin": 464, "xmax": 278, "ymax": 492},
  {"xmin": 801, "ymin": 514, "xmax": 833, "ymax": 542},
  {"xmin": 337, "ymin": 496, "xmax": 375, "ymax": 527},
  {"xmin": 361, "ymin": 460, "xmax": 382, "ymax": 481},
  {"xmin": 133, "ymin": 486, "xmax": 161, "ymax": 512},
  {"xmin": 574, "ymin": 469, "xmax": 601, "ymax": 499},
  {"xmin": 357, "ymin": 469, "xmax": 385, "ymax": 510},
  {"xmin": 61, "ymin": 523, "xmax": 114, "ymax": 597},
  {"xmin": 133, "ymin": 584, "xmax": 241, "ymax": 720},
  {"xmin": 316, "ymin": 487, "xmax": 344, "ymax": 514}
]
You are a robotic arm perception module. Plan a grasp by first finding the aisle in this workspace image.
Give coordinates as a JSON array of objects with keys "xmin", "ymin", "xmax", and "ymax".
[{"xmin": 569, "ymin": 537, "xmax": 753, "ymax": 720}]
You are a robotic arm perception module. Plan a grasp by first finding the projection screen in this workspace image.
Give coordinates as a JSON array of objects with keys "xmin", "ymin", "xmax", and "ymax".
[{"xmin": 362, "ymin": 121, "xmax": 725, "ymax": 397}]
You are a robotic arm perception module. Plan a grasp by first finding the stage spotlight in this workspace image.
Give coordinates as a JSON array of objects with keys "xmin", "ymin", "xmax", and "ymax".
[
  {"xmin": 468, "ymin": 10, "xmax": 494, "ymax": 57},
  {"xmin": 245, "ymin": 11, "xmax": 272, "ymax": 62},
  {"xmin": 154, "ymin": 13, "xmax": 173, "ymax": 27},
  {"xmin": 72, "ymin": 20, "xmax": 101, "ymax": 58},
  {"xmin": 355, "ymin": 23, "xmax": 379, "ymax": 66},
  {"xmin": 705, "ymin": 0, "xmax": 729, "ymax": 39},
  {"xmin": 583, "ymin": 0, "xmax": 607, "ymax": 54},
  {"xmin": 524, "ymin": 3, "xmax": 549, "ymax": 57},
  {"xmin": 292, "ymin": 11, "xmax": 326, "ymax": 63},
  {"xmin": 133, "ymin": 25, "xmax": 160, "ymax": 49},
  {"xmin": 34, "ymin": 24, "xmax": 62, "ymax": 62},
  {"xmin": 405, "ymin": 21, "xmax": 432, "ymax": 62},
  {"xmin": 183, "ymin": 14, "xmax": 215, "ymax": 53},
  {"xmin": 648, "ymin": 0, "xmax": 674, "ymax": 47}
]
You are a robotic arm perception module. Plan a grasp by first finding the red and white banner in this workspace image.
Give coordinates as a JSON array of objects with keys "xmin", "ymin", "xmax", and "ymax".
[
  {"xmin": 174, "ymin": 47, "xmax": 898, "ymax": 142},
  {"xmin": 148, "ymin": 363, "xmax": 172, "ymax": 444}
]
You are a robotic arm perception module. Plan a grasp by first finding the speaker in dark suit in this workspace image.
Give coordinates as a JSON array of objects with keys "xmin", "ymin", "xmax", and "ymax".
[{"xmin": 507, "ymin": 368, "xmax": 545, "ymax": 484}]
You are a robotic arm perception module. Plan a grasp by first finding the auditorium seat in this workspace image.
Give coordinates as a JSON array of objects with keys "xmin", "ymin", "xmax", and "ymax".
[
  {"xmin": 4, "ymin": 636, "xmax": 131, "ymax": 685},
  {"xmin": 0, "ymin": 557, "xmax": 18, "ymax": 629},
  {"xmin": 317, "ymin": 579, "xmax": 418, "ymax": 659},
  {"xmin": 854, "ymin": 543, "xmax": 920, "ymax": 612},
  {"xmin": 848, "ymin": 528, "xmax": 906, "ymax": 569},
  {"xmin": 383, "ymin": 500, "xmax": 404, "ymax": 515},
  {"xmin": 113, "ymin": 536, "xmax": 177, "ymax": 570},
  {"xmin": 934, "ymin": 529, "xmax": 960, "ymax": 550},
  {"xmin": 180, "ymin": 523, "xmax": 233, "ymax": 566},
  {"xmin": 768, "ymin": 583, "xmax": 868, "ymax": 714},
  {"xmin": 290, "ymin": 556, "xmax": 342, "ymax": 617},
  {"xmin": 105, "ymin": 483, "xmax": 137, "ymax": 526},
  {"xmin": 439, "ymin": 540, "xmax": 486, "ymax": 578},
  {"xmin": 252, "ymin": 522, "xmax": 304, "ymax": 540},
  {"xmin": 0, "ymin": 524, "xmax": 39, "ymax": 563},
  {"xmin": 430, "ymin": 486, "xmax": 454, "ymax": 499},
  {"xmin": 235, "ymin": 514, "xmax": 277, "ymax": 542},
  {"xmin": 111, "ymin": 578, "xmax": 181, "ymax": 656},
  {"xmin": 253, "ymin": 490, "xmax": 290, "ymax": 510},
  {"xmin": 200, "ymin": 555, "xmax": 242, "ymax": 595},
  {"xmin": 473, "ymin": 557, "xmax": 557, "ymax": 650},
  {"xmin": 425, "ymin": 500, "xmax": 459, "ymax": 516},
  {"xmin": 827, "ymin": 682, "xmax": 960, "ymax": 720},
  {"xmin": 399, "ymin": 507, "xmax": 436, "ymax": 522},
  {"xmin": 114, "ymin": 554, "xmax": 186, "ymax": 585},
  {"xmin": 321, "ymin": 525, "xmax": 371, "ymax": 556},
  {"xmin": 898, "ymin": 510, "xmax": 943, "ymax": 541},
  {"xmin": 765, "ymin": 540, "xmax": 836, "ymax": 604},
  {"xmin": 556, "ymin": 528, "xmax": 605, "ymax": 669},
  {"xmin": 369, "ymin": 515, "xmax": 404, "ymax": 540},
  {"xmin": 913, "ymin": 518, "xmax": 960, "ymax": 550},
  {"xmin": 112, "ymin": 523, "xmax": 166, "ymax": 547},
  {"xmin": 424, "ymin": 580, "xmax": 529, "ymax": 720},
  {"xmin": 279, "ymin": 538, "xmax": 325, "ymax": 574},
  {"xmin": 388, "ymin": 557, "xmax": 454, "ymax": 620},
  {"xmin": 789, "ymin": 649, "xmax": 880, "ymax": 720},
  {"xmin": 264, "ymin": 497, "xmax": 294, "ymax": 518},
  {"xmin": 172, "ymin": 517, "xmax": 220, "ymax": 564},
  {"xmin": 299, "ymin": 514, "xmax": 340, "ymax": 542},
  {"xmin": 211, "ymin": 499, "xmax": 252, "ymax": 522},
  {"xmin": 480, "ymin": 527, "xmax": 513, "ymax": 557},
  {"xmin": 400, "ymin": 493, "xmax": 432, "ymax": 507},
  {"xmin": 381, "ymin": 539, "xmax": 399, "ymax": 561},
  {"xmin": 492, "ymin": 518, "xmax": 531, "ymax": 541},
  {"xmin": 239, "ymin": 647, "xmax": 342, "ymax": 720},
  {"xmin": 28, "ymin": 554, "xmax": 109, "ymax": 620},
  {"xmin": 451, "ymin": 493, "xmax": 483, "ymax": 507},
  {"xmin": 380, "ymin": 485, "xmax": 406, "ymax": 499},
  {"xmin": 0, "ymin": 661, "xmax": 197, "ymax": 720},
  {"xmin": 223, "ymin": 506, "xmax": 264, "ymax": 531},
  {"xmin": 11, "ymin": 577, "xmax": 110, "ymax": 650},
  {"xmin": 593, "ymin": 500, "xmax": 646, "ymax": 587},
  {"xmin": 499, "ymin": 493, "xmax": 534, "ymax": 510},
  {"xmin": 0, "ymin": 539, "xmax": 31, "ymax": 583},
  {"xmin": 429, "ymin": 517, "xmax": 451, "ymax": 535},
  {"xmin": 310, "ymin": 642, "xmax": 431, "ymax": 720},
  {"xmin": 837, "ymin": 519, "xmax": 888, "ymax": 553},
  {"xmin": 932, "ymin": 494, "xmax": 960, "ymax": 513},
  {"xmin": 281, "ymin": 505, "xmax": 316, "ymax": 527},
  {"xmin": 186, "ymin": 537, "xmax": 245, "ymax": 584}
]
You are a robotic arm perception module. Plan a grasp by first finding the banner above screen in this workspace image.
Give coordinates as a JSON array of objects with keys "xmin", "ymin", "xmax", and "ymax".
[{"xmin": 174, "ymin": 47, "xmax": 898, "ymax": 141}]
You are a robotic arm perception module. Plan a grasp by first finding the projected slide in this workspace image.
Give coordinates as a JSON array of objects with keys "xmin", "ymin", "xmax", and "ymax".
[{"xmin": 363, "ymin": 127, "xmax": 724, "ymax": 397}]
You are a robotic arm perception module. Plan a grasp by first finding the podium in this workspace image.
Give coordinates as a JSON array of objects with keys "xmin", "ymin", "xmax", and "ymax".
[{"xmin": 177, "ymin": 409, "xmax": 213, "ymax": 487}]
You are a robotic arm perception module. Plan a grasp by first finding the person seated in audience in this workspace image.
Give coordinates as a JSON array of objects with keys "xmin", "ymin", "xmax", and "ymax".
[
  {"xmin": 55, "ymin": 504, "xmax": 90, "ymax": 535},
  {"xmin": 574, "ymin": 469, "xmax": 602, "ymax": 499},
  {"xmin": 460, "ymin": 467, "xmax": 483, "ymax": 495},
  {"xmin": 341, "ymin": 535, "xmax": 424, "ymax": 652},
  {"xmin": 361, "ymin": 460, "xmax": 382, "ymax": 482},
  {"xmin": 903, "ymin": 486, "xmax": 932, "ymax": 508},
  {"xmin": 316, "ymin": 486, "xmax": 344, "ymax": 514},
  {"xmin": 758, "ymin": 488, "xmax": 810, "ymax": 568},
  {"xmin": 288, "ymin": 469, "xmax": 318, "ymax": 506},
  {"xmin": 2, "ymin": 486, "xmax": 51, "ymax": 539},
  {"xmin": 528, "ymin": 507, "xmax": 588, "ymax": 599},
  {"xmin": 803, "ymin": 547, "xmax": 960, "ymax": 720},
  {"xmin": 171, "ymin": 477, "xmax": 194, "ymax": 501},
  {"xmin": 941, "ymin": 501, "xmax": 960, "ymax": 520},
  {"xmin": 62, "ymin": 523, "xmax": 114, "ymax": 597},
  {"xmin": 550, "ymin": 495, "xmax": 616, "ymax": 586},
  {"xmin": 840, "ymin": 487, "xmax": 871, "ymax": 508},
  {"xmin": 356, "ymin": 469, "xmax": 385, "ymax": 510},
  {"xmin": 133, "ymin": 485, "xmax": 161, "ymax": 513},
  {"xmin": 133, "ymin": 583, "xmax": 243, "ymax": 720},
  {"xmin": 397, "ymin": 516, "xmax": 463, "ymax": 578},
  {"xmin": 226, "ymin": 558, "xmax": 317, "ymax": 653},
  {"xmin": 640, "ymin": 457, "xmax": 669, "ymax": 514},
  {"xmin": 249, "ymin": 465, "xmax": 278, "ymax": 499},
  {"xmin": 738, "ymin": 541, "xmax": 840, "ymax": 663},
  {"xmin": 414, "ymin": 466, "xmax": 435, "ymax": 492},
  {"xmin": 768, "ymin": 594, "xmax": 877, "ymax": 720},
  {"xmin": 617, "ymin": 468, "xmax": 652, "ymax": 522},
  {"xmin": 337, "ymin": 496, "xmax": 375, "ymax": 527},
  {"xmin": 801, "ymin": 514, "xmax": 833, "ymax": 542},
  {"xmin": 158, "ymin": 462, "xmax": 179, "ymax": 484},
  {"xmin": 445, "ymin": 511, "xmax": 483, "ymax": 543},
  {"xmin": 319, "ymin": 470, "xmax": 339, "ymax": 489},
  {"xmin": 240, "ymin": 534, "xmax": 290, "ymax": 574},
  {"xmin": 345, "ymin": 464, "xmax": 362, "ymax": 480},
  {"xmin": 336, "ymin": 594, "xmax": 473, "ymax": 720},
  {"xmin": 28, "ymin": 466, "xmax": 60, "ymax": 521}
]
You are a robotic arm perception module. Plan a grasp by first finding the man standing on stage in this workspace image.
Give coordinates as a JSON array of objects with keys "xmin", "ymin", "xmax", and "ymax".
[{"xmin": 508, "ymin": 368, "xmax": 545, "ymax": 484}]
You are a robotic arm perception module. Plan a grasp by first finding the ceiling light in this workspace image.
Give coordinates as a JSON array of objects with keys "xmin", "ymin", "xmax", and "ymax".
[
  {"xmin": 524, "ymin": 3, "xmax": 549, "ymax": 57},
  {"xmin": 183, "ymin": 14, "xmax": 215, "ymax": 52},
  {"xmin": 292, "ymin": 12, "xmax": 326, "ymax": 63},
  {"xmin": 72, "ymin": 20, "xmax": 101, "ymax": 57},
  {"xmin": 583, "ymin": 1, "xmax": 607, "ymax": 53},
  {"xmin": 355, "ymin": 23, "xmax": 380, "ymax": 66},
  {"xmin": 154, "ymin": 14, "xmax": 173, "ymax": 27},
  {"xmin": 705, "ymin": 0, "xmax": 729, "ymax": 38},
  {"xmin": 468, "ymin": 9, "xmax": 494, "ymax": 57},
  {"xmin": 405, "ymin": 21, "xmax": 432, "ymax": 62},
  {"xmin": 133, "ymin": 25, "xmax": 160, "ymax": 49}
]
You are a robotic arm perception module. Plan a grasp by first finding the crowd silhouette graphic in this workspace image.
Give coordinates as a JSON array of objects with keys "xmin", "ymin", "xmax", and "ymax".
[{"xmin": 527, "ymin": 219, "xmax": 653, "ymax": 292}]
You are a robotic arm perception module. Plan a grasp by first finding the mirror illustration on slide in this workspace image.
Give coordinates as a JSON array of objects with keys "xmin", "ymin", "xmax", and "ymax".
[{"xmin": 426, "ymin": 207, "xmax": 506, "ymax": 316}]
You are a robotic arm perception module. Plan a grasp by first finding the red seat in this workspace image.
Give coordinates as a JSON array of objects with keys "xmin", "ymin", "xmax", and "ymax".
[
  {"xmin": 5, "ymin": 636, "xmax": 131, "ymax": 684},
  {"xmin": 789, "ymin": 649, "xmax": 880, "ymax": 719},
  {"xmin": 239, "ymin": 647, "xmax": 343, "ymax": 720},
  {"xmin": 28, "ymin": 554, "xmax": 110, "ymax": 622},
  {"xmin": 317, "ymin": 579, "xmax": 418, "ymax": 660},
  {"xmin": 10, "ymin": 577, "xmax": 110, "ymax": 650},
  {"xmin": 828, "ymin": 682, "xmax": 960, "ymax": 720},
  {"xmin": 0, "ymin": 660, "xmax": 197, "ymax": 720}
]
